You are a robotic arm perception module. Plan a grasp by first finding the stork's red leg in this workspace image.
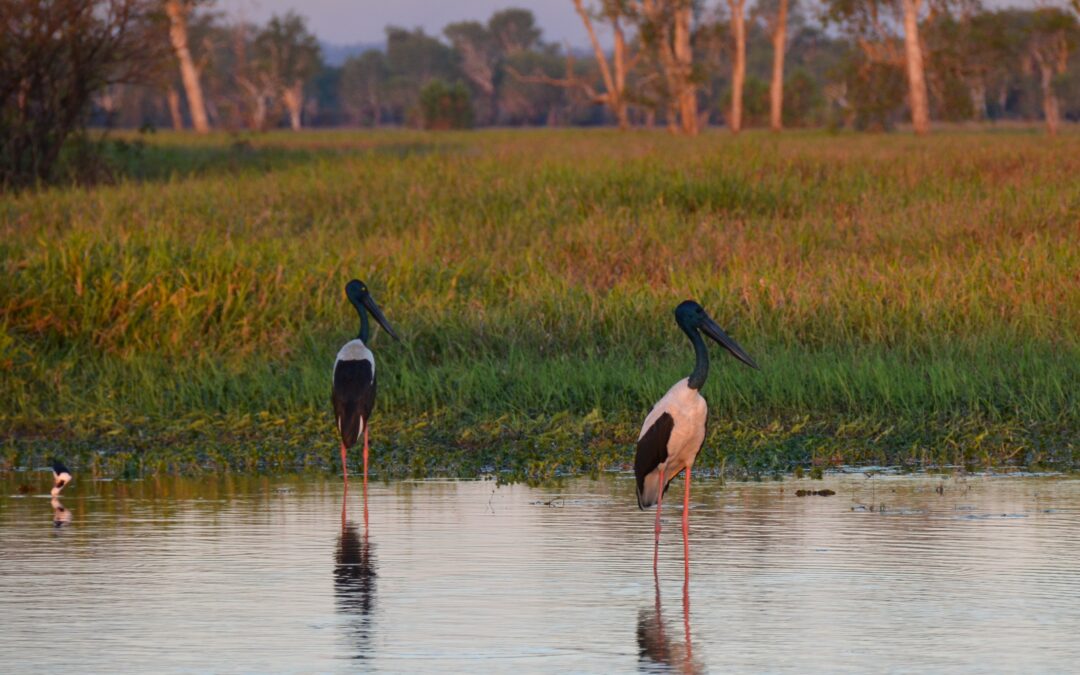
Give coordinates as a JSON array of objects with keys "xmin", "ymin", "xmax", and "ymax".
[
  {"xmin": 654, "ymin": 466, "xmax": 665, "ymax": 571},
  {"xmin": 340, "ymin": 442, "xmax": 349, "ymax": 485},
  {"xmin": 362, "ymin": 469, "xmax": 370, "ymax": 532},
  {"xmin": 683, "ymin": 466, "xmax": 691, "ymax": 577},
  {"xmin": 341, "ymin": 482, "xmax": 348, "ymax": 528},
  {"xmin": 683, "ymin": 572, "xmax": 693, "ymax": 660},
  {"xmin": 363, "ymin": 425, "xmax": 369, "ymax": 491}
]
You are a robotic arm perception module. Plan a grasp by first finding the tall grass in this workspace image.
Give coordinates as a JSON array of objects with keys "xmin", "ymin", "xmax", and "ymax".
[{"xmin": 1, "ymin": 129, "xmax": 1077, "ymax": 477}]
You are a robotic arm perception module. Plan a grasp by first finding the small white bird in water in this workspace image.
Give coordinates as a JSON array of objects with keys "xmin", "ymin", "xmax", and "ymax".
[
  {"xmin": 332, "ymin": 280, "xmax": 400, "ymax": 489},
  {"xmin": 51, "ymin": 460, "xmax": 72, "ymax": 497},
  {"xmin": 635, "ymin": 301, "xmax": 758, "ymax": 570}
]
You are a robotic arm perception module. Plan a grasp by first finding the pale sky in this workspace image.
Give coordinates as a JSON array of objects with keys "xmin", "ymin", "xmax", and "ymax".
[
  {"xmin": 218, "ymin": 0, "xmax": 1044, "ymax": 49},
  {"xmin": 217, "ymin": 0, "xmax": 595, "ymax": 47}
]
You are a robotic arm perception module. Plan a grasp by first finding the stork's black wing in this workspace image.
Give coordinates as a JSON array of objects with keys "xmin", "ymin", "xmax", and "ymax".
[
  {"xmin": 634, "ymin": 412, "xmax": 674, "ymax": 508},
  {"xmin": 332, "ymin": 359, "xmax": 376, "ymax": 448}
]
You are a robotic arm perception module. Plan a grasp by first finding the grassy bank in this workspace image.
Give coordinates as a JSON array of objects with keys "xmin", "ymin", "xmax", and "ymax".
[{"xmin": 2, "ymin": 129, "xmax": 1078, "ymax": 479}]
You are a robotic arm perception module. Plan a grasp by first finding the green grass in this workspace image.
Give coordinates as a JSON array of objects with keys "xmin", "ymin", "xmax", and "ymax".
[{"xmin": 2, "ymin": 128, "xmax": 1078, "ymax": 480}]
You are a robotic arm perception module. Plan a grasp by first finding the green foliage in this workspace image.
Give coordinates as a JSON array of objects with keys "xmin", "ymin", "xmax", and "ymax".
[
  {"xmin": 842, "ymin": 56, "xmax": 907, "ymax": 130},
  {"xmin": 384, "ymin": 27, "xmax": 461, "ymax": 120},
  {"xmin": 783, "ymin": 68, "xmax": 825, "ymax": 126},
  {"xmin": 340, "ymin": 51, "xmax": 389, "ymax": 126},
  {"xmin": 2, "ymin": 130, "xmax": 1078, "ymax": 478},
  {"xmin": 417, "ymin": 80, "xmax": 474, "ymax": 129},
  {"xmin": 731, "ymin": 76, "xmax": 771, "ymax": 127},
  {"xmin": 253, "ymin": 12, "xmax": 322, "ymax": 86}
]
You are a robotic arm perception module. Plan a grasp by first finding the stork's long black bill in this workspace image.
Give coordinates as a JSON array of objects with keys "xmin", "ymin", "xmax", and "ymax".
[
  {"xmin": 701, "ymin": 317, "xmax": 759, "ymax": 370},
  {"xmin": 361, "ymin": 294, "xmax": 401, "ymax": 341}
]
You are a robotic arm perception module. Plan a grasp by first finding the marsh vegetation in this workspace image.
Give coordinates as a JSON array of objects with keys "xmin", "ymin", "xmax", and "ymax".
[{"xmin": 1, "ymin": 129, "xmax": 1077, "ymax": 478}]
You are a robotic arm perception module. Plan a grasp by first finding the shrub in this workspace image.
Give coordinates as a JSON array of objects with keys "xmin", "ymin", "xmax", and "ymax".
[{"xmin": 417, "ymin": 80, "xmax": 474, "ymax": 130}]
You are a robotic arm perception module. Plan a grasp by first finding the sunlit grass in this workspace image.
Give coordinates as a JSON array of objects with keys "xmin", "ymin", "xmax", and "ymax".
[{"xmin": 2, "ymin": 129, "xmax": 1078, "ymax": 478}]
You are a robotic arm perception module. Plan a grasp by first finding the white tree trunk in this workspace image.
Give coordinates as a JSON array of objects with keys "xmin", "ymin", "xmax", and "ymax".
[
  {"xmin": 969, "ymin": 79, "xmax": 987, "ymax": 121},
  {"xmin": 729, "ymin": 0, "xmax": 747, "ymax": 134},
  {"xmin": 1039, "ymin": 64, "xmax": 1061, "ymax": 136},
  {"xmin": 901, "ymin": 0, "xmax": 930, "ymax": 135},
  {"xmin": 166, "ymin": 86, "xmax": 183, "ymax": 130},
  {"xmin": 674, "ymin": 2, "xmax": 697, "ymax": 135},
  {"xmin": 165, "ymin": 0, "xmax": 210, "ymax": 134},
  {"xmin": 769, "ymin": 0, "xmax": 788, "ymax": 131},
  {"xmin": 283, "ymin": 84, "xmax": 303, "ymax": 131}
]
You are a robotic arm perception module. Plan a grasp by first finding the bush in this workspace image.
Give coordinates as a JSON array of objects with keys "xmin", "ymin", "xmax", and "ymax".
[
  {"xmin": 844, "ymin": 58, "xmax": 906, "ymax": 131},
  {"xmin": 417, "ymin": 80, "xmax": 474, "ymax": 130},
  {"xmin": 783, "ymin": 68, "xmax": 825, "ymax": 127}
]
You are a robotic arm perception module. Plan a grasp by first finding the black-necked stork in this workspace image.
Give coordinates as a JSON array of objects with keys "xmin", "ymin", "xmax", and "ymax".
[
  {"xmin": 332, "ymin": 280, "xmax": 400, "ymax": 487},
  {"xmin": 635, "ymin": 301, "xmax": 758, "ymax": 568},
  {"xmin": 51, "ymin": 460, "xmax": 72, "ymax": 497}
]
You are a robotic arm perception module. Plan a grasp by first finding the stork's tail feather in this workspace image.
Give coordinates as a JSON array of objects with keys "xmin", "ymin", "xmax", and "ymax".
[{"xmin": 637, "ymin": 471, "xmax": 662, "ymax": 509}]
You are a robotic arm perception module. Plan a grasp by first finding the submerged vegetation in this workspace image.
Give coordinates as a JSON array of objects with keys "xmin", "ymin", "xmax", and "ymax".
[{"xmin": 1, "ymin": 129, "xmax": 1078, "ymax": 480}]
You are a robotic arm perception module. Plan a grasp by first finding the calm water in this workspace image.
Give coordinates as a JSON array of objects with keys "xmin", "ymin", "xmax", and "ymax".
[{"xmin": 1, "ymin": 471, "xmax": 1079, "ymax": 673}]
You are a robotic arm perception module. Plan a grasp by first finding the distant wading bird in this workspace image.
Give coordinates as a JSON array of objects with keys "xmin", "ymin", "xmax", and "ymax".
[
  {"xmin": 332, "ymin": 280, "xmax": 400, "ymax": 488},
  {"xmin": 635, "ymin": 301, "xmax": 758, "ymax": 569},
  {"xmin": 51, "ymin": 460, "xmax": 72, "ymax": 497}
]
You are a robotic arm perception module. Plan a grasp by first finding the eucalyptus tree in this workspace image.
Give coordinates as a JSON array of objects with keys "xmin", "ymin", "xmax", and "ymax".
[
  {"xmin": 509, "ymin": 0, "xmax": 637, "ymax": 129},
  {"xmin": 757, "ymin": 0, "xmax": 793, "ymax": 130},
  {"xmin": 636, "ymin": 0, "xmax": 700, "ymax": 134},
  {"xmin": 488, "ymin": 8, "xmax": 544, "ymax": 54},
  {"xmin": 340, "ymin": 51, "xmax": 389, "ymax": 126},
  {"xmin": 1021, "ymin": 7, "xmax": 1078, "ymax": 135},
  {"xmin": 164, "ymin": 0, "xmax": 212, "ymax": 132},
  {"xmin": 251, "ymin": 13, "xmax": 322, "ymax": 130},
  {"xmin": 822, "ymin": 0, "xmax": 948, "ymax": 134},
  {"xmin": 444, "ymin": 21, "xmax": 500, "ymax": 123},
  {"xmin": 444, "ymin": 9, "xmax": 544, "ymax": 124},
  {"xmin": 383, "ymin": 27, "xmax": 460, "ymax": 123}
]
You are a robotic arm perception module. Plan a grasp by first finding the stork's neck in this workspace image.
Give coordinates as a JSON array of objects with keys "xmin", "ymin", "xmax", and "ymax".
[
  {"xmin": 685, "ymin": 326, "xmax": 709, "ymax": 391},
  {"xmin": 355, "ymin": 302, "xmax": 370, "ymax": 342}
]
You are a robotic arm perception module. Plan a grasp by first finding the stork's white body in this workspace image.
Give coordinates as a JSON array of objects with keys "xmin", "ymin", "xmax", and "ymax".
[
  {"xmin": 637, "ymin": 378, "xmax": 708, "ymax": 507},
  {"xmin": 336, "ymin": 340, "xmax": 374, "ymax": 371}
]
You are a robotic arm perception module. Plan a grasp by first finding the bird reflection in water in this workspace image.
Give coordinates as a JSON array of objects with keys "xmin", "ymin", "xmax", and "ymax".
[
  {"xmin": 51, "ymin": 496, "xmax": 72, "ymax": 528},
  {"xmin": 637, "ymin": 573, "xmax": 702, "ymax": 674},
  {"xmin": 335, "ymin": 483, "xmax": 376, "ymax": 659}
]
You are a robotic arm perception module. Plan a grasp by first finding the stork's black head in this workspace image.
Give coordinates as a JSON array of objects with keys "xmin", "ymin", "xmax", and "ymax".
[
  {"xmin": 345, "ymin": 280, "xmax": 368, "ymax": 305},
  {"xmin": 344, "ymin": 279, "xmax": 400, "ymax": 342},
  {"xmin": 675, "ymin": 300, "xmax": 759, "ymax": 370}
]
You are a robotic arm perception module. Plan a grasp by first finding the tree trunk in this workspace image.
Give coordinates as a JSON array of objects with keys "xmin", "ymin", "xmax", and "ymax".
[
  {"xmin": 573, "ymin": 0, "xmax": 629, "ymax": 130},
  {"xmin": 769, "ymin": 0, "xmax": 788, "ymax": 132},
  {"xmin": 166, "ymin": 86, "xmax": 183, "ymax": 130},
  {"xmin": 729, "ymin": 0, "xmax": 747, "ymax": 134},
  {"xmin": 252, "ymin": 95, "xmax": 267, "ymax": 131},
  {"xmin": 969, "ymin": 79, "xmax": 986, "ymax": 121},
  {"xmin": 165, "ymin": 0, "xmax": 210, "ymax": 134},
  {"xmin": 901, "ymin": 0, "xmax": 930, "ymax": 135},
  {"xmin": 282, "ymin": 84, "xmax": 303, "ymax": 131},
  {"xmin": 612, "ymin": 14, "xmax": 630, "ymax": 130},
  {"xmin": 1039, "ymin": 64, "xmax": 1060, "ymax": 136},
  {"xmin": 666, "ymin": 102, "xmax": 679, "ymax": 133},
  {"xmin": 674, "ymin": 2, "xmax": 697, "ymax": 135}
]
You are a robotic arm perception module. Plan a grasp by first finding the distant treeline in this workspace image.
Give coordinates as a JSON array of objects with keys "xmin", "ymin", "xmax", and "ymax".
[
  {"xmin": 101, "ymin": 1, "xmax": 1080, "ymax": 134},
  {"xmin": 2, "ymin": 1, "xmax": 1079, "ymax": 186}
]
